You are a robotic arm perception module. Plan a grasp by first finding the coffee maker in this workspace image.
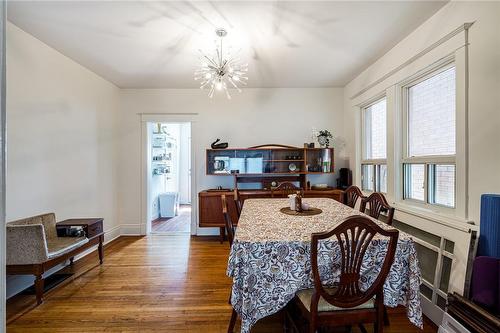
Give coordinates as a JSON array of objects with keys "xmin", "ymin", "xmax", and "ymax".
[{"xmin": 336, "ymin": 168, "xmax": 352, "ymax": 190}]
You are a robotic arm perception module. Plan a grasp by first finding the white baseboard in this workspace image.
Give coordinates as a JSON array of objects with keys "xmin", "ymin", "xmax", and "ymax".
[
  {"xmin": 195, "ymin": 227, "xmax": 220, "ymax": 236},
  {"xmin": 421, "ymin": 295, "xmax": 445, "ymax": 327},
  {"xmin": 120, "ymin": 223, "xmax": 142, "ymax": 235}
]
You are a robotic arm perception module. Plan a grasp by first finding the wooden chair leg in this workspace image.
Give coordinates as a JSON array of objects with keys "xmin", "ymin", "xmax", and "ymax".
[
  {"xmin": 309, "ymin": 317, "xmax": 317, "ymax": 333},
  {"xmin": 375, "ymin": 305, "xmax": 384, "ymax": 333},
  {"xmin": 383, "ymin": 306, "xmax": 390, "ymax": 326},
  {"xmin": 34, "ymin": 273, "xmax": 44, "ymax": 305},
  {"xmin": 220, "ymin": 227, "xmax": 225, "ymax": 244},
  {"xmin": 228, "ymin": 309, "xmax": 237, "ymax": 333},
  {"xmin": 358, "ymin": 324, "xmax": 368, "ymax": 333}
]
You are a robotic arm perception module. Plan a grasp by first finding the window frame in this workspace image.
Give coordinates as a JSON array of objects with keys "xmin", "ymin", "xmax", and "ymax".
[
  {"xmin": 401, "ymin": 61, "xmax": 457, "ymax": 211},
  {"xmin": 360, "ymin": 95, "xmax": 387, "ymax": 193}
]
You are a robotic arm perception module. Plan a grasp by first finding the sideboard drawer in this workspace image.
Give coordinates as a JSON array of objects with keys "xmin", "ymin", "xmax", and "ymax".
[{"xmin": 87, "ymin": 222, "xmax": 103, "ymax": 238}]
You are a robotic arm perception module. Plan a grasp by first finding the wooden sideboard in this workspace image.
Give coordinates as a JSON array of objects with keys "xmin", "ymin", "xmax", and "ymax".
[{"xmin": 199, "ymin": 189, "xmax": 344, "ymax": 242}]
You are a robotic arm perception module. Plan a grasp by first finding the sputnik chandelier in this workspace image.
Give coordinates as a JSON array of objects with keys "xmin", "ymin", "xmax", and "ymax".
[{"xmin": 194, "ymin": 28, "xmax": 248, "ymax": 99}]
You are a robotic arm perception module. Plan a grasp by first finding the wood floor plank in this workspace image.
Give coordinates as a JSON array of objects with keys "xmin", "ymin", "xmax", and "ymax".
[
  {"xmin": 7, "ymin": 235, "xmax": 438, "ymax": 332},
  {"xmin": 152, "ymin": 205, "xmax": 191, "ymax": 233}
]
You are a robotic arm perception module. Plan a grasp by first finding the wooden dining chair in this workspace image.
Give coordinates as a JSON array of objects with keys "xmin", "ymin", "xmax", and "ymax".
[
  {"xmin": 233, "ymin": 188, "xmax": 243, "ymax": 218},
  {"xmin": 271, "ymin": 181, "xmax": 301, "ymax": 198},
  {"xmin": 221, "ymin": 195, "xmax": 236, "ymax": 246},
  {"xmin": 285, "ymin": 215, "xmax": 399, "ymax": 333},
  {"xmin": 344, "ymin": 185, "xmax": 365, "ymax": 208},
  {"xmin": 359, "ymin": 192, "xmax": 395, "ymax": 325},
  {"xmin": 360, "ymin": 192, "xmax": 395, "ymax": 226},
  {"xmin": 221, "ymin": 194, "xmax": 239, "ymax": 332}
]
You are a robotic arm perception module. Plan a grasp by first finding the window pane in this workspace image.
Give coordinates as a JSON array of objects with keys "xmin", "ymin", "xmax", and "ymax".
[
  {"xmin": 405, "ymin": 164, "xmax": 425, "ymax": 201},
  {"xmin": 430, "ymin": 164, "xmax": 455, "ymax": 207},
  {"xmin": 364, "ymin": 98, "xmax": 387, "ymax": 159},
  {"xmin": 420, "ymin": 284, "xmax": 433, "ymax": 300},
  {"xmin": 377, "ymin": 164, "xmax": 387, "ymax": 193},
  {"xmin": 361, "ymin": 165, "xmax": 374, "ymax": 191},
  {"xmin": 408, "ymin": 67, "xmax": 456, "ymax": 157},
  {"xmin": 437, "ymin": 295, "xmax": 447, "ymax": 310},
  {"xmin": 440, "ymin": 256, "xmax": 453, "ymax": 293},
  {"xmin": 415, "ymin": 243, "xmax": 438, "ymax": 283}
]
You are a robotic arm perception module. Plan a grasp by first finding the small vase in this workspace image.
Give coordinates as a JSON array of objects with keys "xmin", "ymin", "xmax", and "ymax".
[{"xmin": 318, "ymin": 136, "xmax": 328, "ymax": 147}]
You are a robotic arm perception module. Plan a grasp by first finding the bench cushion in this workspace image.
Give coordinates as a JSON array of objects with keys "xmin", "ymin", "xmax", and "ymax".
[{"xmin": 47, "ymin": 237, "xmax": 89, "ymax": 259}]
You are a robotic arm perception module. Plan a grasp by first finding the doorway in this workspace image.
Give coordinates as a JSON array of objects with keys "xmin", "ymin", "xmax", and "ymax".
[{"xmin": 148, "ymin": 122, "xmax": 191, "ymax": 234}]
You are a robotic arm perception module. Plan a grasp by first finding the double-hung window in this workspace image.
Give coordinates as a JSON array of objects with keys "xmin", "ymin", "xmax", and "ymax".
[
  {"xmin": 402, "ymin": 64, "xmax": 456, "ymax": 208},
  {"xmin": 361, "ymin": 97, "xmax": 387, "ymax": 192}
]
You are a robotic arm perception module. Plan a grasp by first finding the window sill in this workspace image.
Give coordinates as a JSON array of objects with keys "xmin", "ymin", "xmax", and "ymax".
[{"xmin": 392, "ymin": 201, "xmax": 476, "ymax": 233}]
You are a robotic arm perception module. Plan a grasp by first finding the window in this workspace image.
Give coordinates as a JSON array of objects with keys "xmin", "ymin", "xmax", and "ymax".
[
  {"xmin": 361, "ymin": 97, "xmax": 387, "ymax": 192},
  {"xmin": 403, "ymin": 65, "xmax": 456, "ymax": 208}
]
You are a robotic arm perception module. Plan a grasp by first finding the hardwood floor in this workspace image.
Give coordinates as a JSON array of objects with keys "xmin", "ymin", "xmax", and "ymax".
[
  {"xmin": 152, "ymin": 205, "xmax": 191, "ymax": 233},
  {"xmin": 7, "ymin": 235, "xmax": 438, "ymax": 332}
]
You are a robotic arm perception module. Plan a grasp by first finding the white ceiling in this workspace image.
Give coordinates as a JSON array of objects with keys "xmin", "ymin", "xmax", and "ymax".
[{"xmin": 7, "ymin": 1, "xmax": 447, "ymax": 88}]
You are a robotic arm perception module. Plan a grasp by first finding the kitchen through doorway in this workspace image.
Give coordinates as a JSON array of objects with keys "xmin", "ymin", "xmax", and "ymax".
[{"xmin": 148, "ymin": 122, "xmax": 191, "ymax": 233}]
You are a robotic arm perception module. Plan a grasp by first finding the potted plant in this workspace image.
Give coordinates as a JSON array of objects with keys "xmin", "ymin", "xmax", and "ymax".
[{"xmin": 317, "ymin": 130, "xmax": 333, "ymax": 148}]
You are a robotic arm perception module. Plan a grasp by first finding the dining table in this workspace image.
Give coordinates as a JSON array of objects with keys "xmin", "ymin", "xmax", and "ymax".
[{"xmin": 226, "ymin": 197, "xmax": 423, "ymax": 333}]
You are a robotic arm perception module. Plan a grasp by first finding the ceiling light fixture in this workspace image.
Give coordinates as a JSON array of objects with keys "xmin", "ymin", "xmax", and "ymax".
[{"xmin": 194, "ymin": 28, "xmax": 248, "ymax": 99}]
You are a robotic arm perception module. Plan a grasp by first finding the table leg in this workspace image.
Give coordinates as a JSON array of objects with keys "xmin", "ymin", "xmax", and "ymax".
[{"xmin": 98, "ymin": 235, "xmax": 104, "ymax": 264}]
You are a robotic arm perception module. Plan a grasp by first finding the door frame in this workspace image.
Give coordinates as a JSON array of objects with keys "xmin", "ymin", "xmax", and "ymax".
[
  {"xmin": 140, "ymin": 113, "xmax": 199, "ymax": 235},
  {"xmin": 0, "ymin": 1, "xmax": 6, "ymax": 330}
]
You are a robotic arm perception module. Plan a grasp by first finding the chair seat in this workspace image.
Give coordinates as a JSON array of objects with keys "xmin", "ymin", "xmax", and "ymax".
[
  {"xmin": 47, "ymin": 236, "xmax": 88, "ymax": 259},
  {"xmin": 296, "ymin": 288, "xmax": 375, "ymax": 312}
]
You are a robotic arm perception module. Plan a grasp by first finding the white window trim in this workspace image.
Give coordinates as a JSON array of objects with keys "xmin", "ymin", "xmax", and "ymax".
[
  {"xmin": 395, "ymin": 55, "xmax": 467, "ymax": 219},
  {"xmin": 360, "ymin": 95, "xmax": 387, "ymax": 193}
]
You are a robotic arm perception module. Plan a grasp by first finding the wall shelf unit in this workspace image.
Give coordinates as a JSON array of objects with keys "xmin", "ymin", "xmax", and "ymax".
[{"xmin": 206, "ymin": 145, "xmax": 334, "ymax": 189}]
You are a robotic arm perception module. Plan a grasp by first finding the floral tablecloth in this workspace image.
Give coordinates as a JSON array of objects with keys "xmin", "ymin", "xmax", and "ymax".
[{"xmin": 226, "ymin": 198, "xmax": 422, "ymax": 333}]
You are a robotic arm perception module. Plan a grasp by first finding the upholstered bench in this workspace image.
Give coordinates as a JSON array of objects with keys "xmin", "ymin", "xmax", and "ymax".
[{"xmin": 6, "ymin": 213, "xmax": 102, "ymax": 304}]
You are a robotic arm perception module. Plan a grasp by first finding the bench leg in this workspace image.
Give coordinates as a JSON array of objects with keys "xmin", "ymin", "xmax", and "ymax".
[
  {"xmin": 69, "ymin": 257, "xmax": 74, "ymax": 265},
  {"xmin": 34, "ymin": 273, "xmax": 44, "ymax": 305},
  {"xmin": 98, "ymin": 235, "xmax": 104, "ymax": 264}
]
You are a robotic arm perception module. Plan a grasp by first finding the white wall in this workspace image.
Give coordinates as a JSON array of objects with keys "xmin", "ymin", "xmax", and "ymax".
[
  {"xmin": 6, "ymin": 23, "xmax": 120, "ymax": 297},
  {"xmin": 118, "ymin": 88, "xmax": 345, "ymax": 234},
  {"xmin": 344, "ymin": 1, "xmax": 500, "ymax": 228}
]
